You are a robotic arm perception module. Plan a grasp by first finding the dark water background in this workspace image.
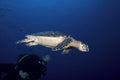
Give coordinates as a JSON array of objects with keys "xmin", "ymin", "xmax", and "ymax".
[{"xmin": 0, "ymin": 0, "xmax": 120, "ymax": 80}]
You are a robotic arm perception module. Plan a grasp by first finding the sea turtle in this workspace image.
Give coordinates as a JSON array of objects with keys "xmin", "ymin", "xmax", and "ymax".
[{"xmin": 16, "ymin": 31, "xmax": 89, "ymax": 54}]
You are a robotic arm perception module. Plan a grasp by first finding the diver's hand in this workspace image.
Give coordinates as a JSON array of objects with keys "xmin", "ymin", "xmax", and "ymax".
[
  {"xmin": 19, "ymin": 70, "xmax": 29, "ymax": 79},
  {"xmin": 42, "ymin": 54, "xmax": 51, "ymax": 65}
]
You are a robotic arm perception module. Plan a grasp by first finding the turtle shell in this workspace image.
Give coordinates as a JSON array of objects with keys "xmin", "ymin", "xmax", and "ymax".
[{"xmin": 31, "ymin": 31, "xmax": 70, "ymax": 37}]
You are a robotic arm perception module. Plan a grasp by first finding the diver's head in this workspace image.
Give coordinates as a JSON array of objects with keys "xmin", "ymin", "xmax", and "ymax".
[
  {"xmin": 78, "ymin": 42, "xmax": 89, "ymax": 52},
  {"xmin": 16, "ymin": 54, "xmax": 46, "ymax": 80}
]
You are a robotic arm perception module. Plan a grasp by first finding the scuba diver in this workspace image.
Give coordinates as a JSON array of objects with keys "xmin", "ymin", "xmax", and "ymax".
[{"xmin": 0, "ymin": 54, "xmax": 50, "ymax": 80}]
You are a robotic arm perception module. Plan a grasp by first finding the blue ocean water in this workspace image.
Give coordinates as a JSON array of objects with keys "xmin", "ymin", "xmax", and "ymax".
[{"xmin": 0, "ymin": 0, "xmax": 120, "ymax": 80}]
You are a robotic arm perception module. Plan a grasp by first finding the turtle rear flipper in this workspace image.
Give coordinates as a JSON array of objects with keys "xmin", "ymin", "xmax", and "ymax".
[{"xmin": 52, "ymin": 37, "xmax": 72, "ymax": 51}]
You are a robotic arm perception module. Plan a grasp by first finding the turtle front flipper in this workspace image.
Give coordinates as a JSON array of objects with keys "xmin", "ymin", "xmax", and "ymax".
[
  {"xmin": 62, "ymin": 47, "xmax": 72, "ymax": 54},
  {"xmin": 52, "ymin": 37, "xmax": 72, "ymax": 51}
]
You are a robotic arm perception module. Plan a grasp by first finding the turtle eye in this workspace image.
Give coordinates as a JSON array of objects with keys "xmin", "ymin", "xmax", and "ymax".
[
  {"xmin": 82, "ymin": 44, "xmax": 89, "ymax": 52},
  {"xmin": 82, "ymin": 44, "xmax": 87, "ymax": 50},
  {"xmin": 81, "ymin": 44, "xmax": 86, "ymax": 49}
]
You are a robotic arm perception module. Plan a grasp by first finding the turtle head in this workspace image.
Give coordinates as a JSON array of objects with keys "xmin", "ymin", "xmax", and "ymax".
[{"xmin": 78, "ymin": 42, "xmax": 89, "ymax": 52}]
